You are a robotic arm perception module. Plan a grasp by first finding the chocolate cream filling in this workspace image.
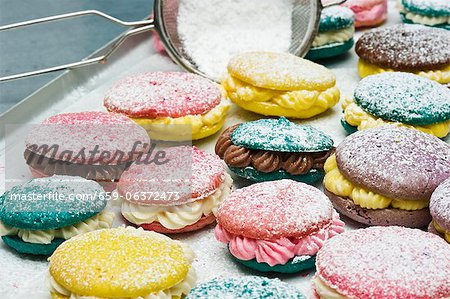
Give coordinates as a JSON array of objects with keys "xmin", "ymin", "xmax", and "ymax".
[
  {"xmin": 215, "ymin": 125, "xmax": 334, "ymax": 175},
  {"xmin": 24, "ymin": 149, "xmax": 132, "ymax": 182}
]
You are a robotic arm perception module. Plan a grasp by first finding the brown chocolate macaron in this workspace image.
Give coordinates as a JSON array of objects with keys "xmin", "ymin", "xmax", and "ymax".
[
  {"xmin": 323, "ymin": 126, "xmax": 450, "ymax": 228},
  {"xmin": 356, "ymin": 24, "xmax": 450, "ymax": 84}
]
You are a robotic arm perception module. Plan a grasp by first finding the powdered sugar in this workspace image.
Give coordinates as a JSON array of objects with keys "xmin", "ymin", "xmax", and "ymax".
[
  {"xmin": 177, "ymin": 0, "xmax": 294, "ymax": 80},
  {"xmin": 316, "ymin": 226, "xmax": 450, "ymax": 299},
  {"xmin": 402, "ymin": 0, "xmax": 450, "ymax": 15},
  {"xmin": 430, "ymin": 177, "xmax": 450, "ymax": 232}
]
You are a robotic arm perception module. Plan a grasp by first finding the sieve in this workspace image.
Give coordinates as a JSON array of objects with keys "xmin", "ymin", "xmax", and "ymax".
[{"xmin": 0, "ymin": 0, "xmax": 346, "ymax": 82}]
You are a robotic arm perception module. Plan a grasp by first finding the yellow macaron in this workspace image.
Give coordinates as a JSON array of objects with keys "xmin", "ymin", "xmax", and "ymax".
[
  {"xmin": 48, "ymin": 227, "xmax": 196, "ymax": 298},
  {"xmin": 222, "ymin": 52, "xmax": 340, "ymax": 119}
]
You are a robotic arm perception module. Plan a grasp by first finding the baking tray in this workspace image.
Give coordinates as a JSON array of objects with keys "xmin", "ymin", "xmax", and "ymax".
[{"xmin": 0, "ymin": 2, "xmax": 444, "ymax": 298}]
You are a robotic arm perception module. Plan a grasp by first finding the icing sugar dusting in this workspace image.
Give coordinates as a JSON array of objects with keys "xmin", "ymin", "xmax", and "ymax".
[
  {"xmin": 316, "ymin": 226, "xmax": 450, "ymax": 299},
  {"xmin": 319, "ymin": 6, "xmax": 355, "ymax": 32},
  {"xmin": 354, "ymin": 72, "xmax": 450, "ymax": 125},
  {"xmin": 104, "ymin": 72, "xmax": 221, "ymax": 118},
  {"xmin": 430, "ymin": 177, "xmax": 450, "ymax": 232},
  {"xmin": 177, "ymin": 0, "xmax": 294, "ymax": 80},
  {"xmin": 403, "ymin": 0, "xmax": 450, "ymax": 14},
  {"xmin": 217, "ymin": 180, "xmax": 334, "ymax": 240},
  {"xmin": 337, "ymin": 126, "xmax": 450, "ymax": 201}
]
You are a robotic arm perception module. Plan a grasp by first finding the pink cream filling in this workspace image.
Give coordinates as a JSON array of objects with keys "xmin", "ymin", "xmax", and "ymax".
[
  {"xmin": 350, "ymin": 2, "xmax": 387, "ymax": 24},
  {"xmin": 215, "ymin": 212, "xmax": 345, "ymax": 266}
]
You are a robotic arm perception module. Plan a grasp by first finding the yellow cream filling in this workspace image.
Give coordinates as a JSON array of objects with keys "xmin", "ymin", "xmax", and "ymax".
[
  {"xmin": 132, "ymin": 99, "xmax": 231, "ymax": 141},
  {"xmin": 324, "ymin": 155, "xmax": 429, "ymax": 210},
  {"xmin": 358, "ymin": 59, "xmax": 450, "ymax": 84},
  {"xmin": 342, "ymin": 98, "xmax": 450, "ymax": 138},
  {"xmin": 222, "ymin": 74, "xmax": 340, "ymax": 119},
  {"xmin": 433, "ymin": 221, "xmax": 450, "ymax": 243}
]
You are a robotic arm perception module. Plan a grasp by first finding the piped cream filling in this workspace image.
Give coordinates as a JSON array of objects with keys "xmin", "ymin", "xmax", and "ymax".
[
  {"xmin": 49, "ymin": 264, "xmax": 197, "ymax": 299},
  {"xmin": 314, "ymin": 276, "xmax": 349, "ymax": 299},
  {"xmin": 121, "ymin": 173, "xmax": 232, "ymax": 230},
  {"xmin": 398, "ymin": 1, "xmax": 450, "ymax": 25},
  {"xmin": 433, "ymin": 221, "xmax": 450, "ymax": 243},
  {"xmin": 312, "ymin": 27, "xmax": 354, "ymax": 48},
  {"xmin": 0, "ymin": 211, "xmax": 114, "ymax": 244}
]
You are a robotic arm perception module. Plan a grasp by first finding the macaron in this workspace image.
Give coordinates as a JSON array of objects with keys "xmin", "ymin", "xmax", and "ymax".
[
  {"xmin": 215, "ymin": 179, "xmax": 345, "ymax": 274},
  {"xmin": 314, "ymin": 226, "xmax": 450, "ymax": 299},
  {"xmin": 104, "ymin": 72, "xmax": 231, "ymax": 141},
  {"xmin": 25, "ymin": 111, "xmax": 150, "ymax": 191},
  {"xmin": 222, "ymin": 52, "xmax": 340, "ymax": 119},
  {"xmin": 305, "ymin": 6, "xmax": 355, "ymax": 60},
  {"xmin": 120, "ymin": 146, "xmax": 232, "ymax": 234},
  {"xmin": 399, "ymin": 0, "xmax": 450, "ymax": 30},
  {"xmin": 215, "ymin": 117, "xmax": 335, "ymax": 184},
  {"xmin": 187, "ymin": 276, "xmax": 306, "ymax": 299},
  {"xmin": 342, "ymin": 72, "xmax": 450, "ymax": 138},
  {"xmin": 342, "ymin": 0, "xmax": 387, "ymax": 28},
  {"xmin": 48, "ymin": 227, "xmax": 196, "ymax": 299},
  {"xmin": 0, "ymin": 176, "xmax": 114, "ymax": 256},
  {"xmin": 430, "ymin": 177, "xmax": 450, "ymax": 242},
  {"xmin": 323, "ymin": 126, "xmax": 450, "ymax": 228},
  {"xmin": 356, "ymin": 24, "xmax": 450, "ymax": 84}
]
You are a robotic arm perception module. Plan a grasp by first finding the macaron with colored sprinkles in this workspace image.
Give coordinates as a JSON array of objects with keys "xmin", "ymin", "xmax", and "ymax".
[
  {"xmin": 215, "ymin": 117, "xmax": 335, "ymax": 184},
  {"xmin": 0, "ymin": 176, "xmax": 114, "ymax": 256},
  {"xmin": 342, "ymin": 72, "xmax": 450, "ymax": 138},
  {"xmin": 306, "ymin": 6, "xmax": 355, "ymax": 60},
  {"xmin": 215, "ymin": 179, "xmax": 345, "ymax": 273}
]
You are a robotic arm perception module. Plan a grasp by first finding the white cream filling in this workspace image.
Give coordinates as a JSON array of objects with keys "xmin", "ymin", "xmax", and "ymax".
[
  {"xmin": 0, "ymin": 211, "xmax": 114, "ymax": 244},
  {"xmin": 49, "ymin": 265, "xmax": 197, "ymax": 299},
  {"xmin": 399, "ymin": 1, "xmax": 450, "ymax": 25},
  {"xmin": 121, "ymin": 173, "xmax": 232, "ymax": 230},
  {"xmin": 314, "ymin": 276, "xmax": 349, "ymax": 299},
  {"xmin": 312, "ymin": 27, "xmax": 354, "ymax": 48}
]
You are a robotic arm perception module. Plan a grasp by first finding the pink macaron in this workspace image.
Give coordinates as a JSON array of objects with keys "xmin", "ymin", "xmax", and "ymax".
[
  {"xmin": 342, "ymin": 0, "xmax": 387, "ymax": 28},
  {"xmin": 24, "ymin": 111, "xmax": 150, "ymax": 191},
  {"xmin": 215, "ymin": 179, "xmax": 345, "ymax": 274},
  {"xmin": 314, "ymin": 226, "xmax": 450, "ymax": 298},
  {"xmin": 119, "ymin": 146, "xmax": 232, "ymax": 233}
]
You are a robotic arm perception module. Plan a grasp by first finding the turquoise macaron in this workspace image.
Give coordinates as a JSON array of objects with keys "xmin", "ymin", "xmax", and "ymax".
[
  {"xmin": 306, "ymin": 6, "xmax": 355, "ymax": 60},
  {"xmin": 186, "ymin": 276, "xmax": 306, "ymax": 299},
  {"xmin": 0, "ymin": 175, "xmax": 113, "ymax": 256},
  {"xmin": 215, "ymin": 117, "xmax": 335, "ymax": 184},
  {"xmin": 400, "ymin": 0, "xmax": 450, "ymax": 30}
]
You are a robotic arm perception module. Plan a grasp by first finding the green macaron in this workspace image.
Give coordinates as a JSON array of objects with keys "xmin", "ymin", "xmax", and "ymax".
[
  {"xmin": 215, "ymin": 117, "xmax": 334, "ymax": 184},
  {"xmin": 233, "ymin": 253, "xmax": 316, "ymax": 274},
  {"xmin": 306, "ymin": 6, "xmax": 355, "ymax": 60},
  {"xmin": 400, "ymin": 0, "xmax": 450, "ymax": 30},
  {"xmin": 0, "ymin": 175, "xmax": 110, "ymax": 256}
]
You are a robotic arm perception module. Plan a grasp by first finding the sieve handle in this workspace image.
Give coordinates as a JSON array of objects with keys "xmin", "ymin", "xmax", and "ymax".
[
  {"xmin": 322, "ymin": 0, "xmax": 348, "ymax": 7},
  {"xmin": 0, "ymin": 10, "xmax": 155, "ymax": 82}
]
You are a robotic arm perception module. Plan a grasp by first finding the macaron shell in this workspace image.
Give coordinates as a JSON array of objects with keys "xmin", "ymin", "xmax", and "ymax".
[
  {"xmin": 49, "ymin": 227, "xmax": 191, "ymax": 298},
  {"xmin": 227, "ymin": 52, "xmax": 336, "ymax": 91},
  {"xmin": 336, "ymin": 127, "xmax": 450, "ymax": 201},
  {"xmin": 217, "ymin": 180, "xmax": 334, "ymax": 239},
  {"xmin": 355, "ymin": 24, "xmax": 450, "ymax": 72},
  {"xmin": 233, "ymin": 254, "xmax": 316, "ymax": 274},
  {"xmin": 231, "ymin": 117, "xmax": 334, "ymax": 152},
  {"xmin": 229, "ymin": 166, "xmax": 324, "ymax": 184},
  {"xmin": 0, "ymin": 176, "xmax": 107, "ymax": 230},
  {"xmin": 316, "ymin": 226, "xmax": 450, "ymax": 299},
  {"xmin": 104, "ymin": 72, "xmax": 221, "ymax": 118},
  {"xmin": 2, "ymin": 236, "xmax": 65, "ymax": 256},
  {"xmin": 137, "ymin": 213, "xmax": 216, "ymax": 234},
  {"xmin": 318, "ymin": 6, "xmax": 355, "ymax": 32},
  {"xmin": 305, "ymin": 39, "xmax": 354, "ymax": 61},
  {"xmin": 354, "ymin": 72, "xmax": 450, "ymax": 126},
  {"xmin": 118, "ymin": 146, "xmax": 225, "ymax": 206},
  {"xmin": 402, "ymin": 0, "xmax": 450, "ymax": 17},
  {"xmin": 430, "ymin": 177, "xmax": 450, "ymax": 232},
  {"xmin": 325, "ymin": 189, "xmax": 432, "ymax": 228}
]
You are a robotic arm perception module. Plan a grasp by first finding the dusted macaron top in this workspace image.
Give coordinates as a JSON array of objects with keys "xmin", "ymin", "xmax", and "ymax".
[
  {"xmin": 336, "ymin": 127, "xmax": 450, "ymax": 201},
  {"xmin": 430, "ymin": 177, "xmax": 450, "ymax": 232},
  {"xmin": 118, "ymin": 146, "xmax": 225, "ymax": 206},
  {"xmin": 231, "ymin": 117, "xmax": 334, "ymax": 152},
  {"xmin": 217, "ymin": 180, "xmax": 334, "ymax": 240},
  {"xmin": 0, "ymin": 176, "xmax": 106, "ymax": 230},
  {"xmin": 354, "ymin": 72, "xmax": 450, "ymax": 125},
  {"xmin": 316, "ymin": 226, "xmax": 450, "ymax": 299},
  {"xmin": 186, "ymin": 276, "xmax": 305, "ymax": 299},
  {"xmin": 49, "ymin": 227, "xmax": 194, "ymax": 298},
  {"xmin": 319, "ymin": 6, "xmax": 355, "ymax": 32},
  {"xmin": 402, "ymin": 0, "xmax": 450, "ymax": 16},
  {"xmin": 104, "ymin": 72, "xmax": 222, "ymax": 118},
  {"xmin": 26, "ymin": 111, "xmax": 150, "ymax": 164},
  {"xmin": 356, "ymin": 24, "xmax": 450, "ymax": 71},
  {"xmin": 227, "ymin": 52, "xmax": 336, "ymax": 91}
]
